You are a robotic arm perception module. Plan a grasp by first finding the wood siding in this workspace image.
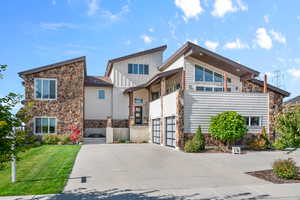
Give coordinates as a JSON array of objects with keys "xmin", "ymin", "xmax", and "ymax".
[{"xmin": 184, "ymin": 92, "xmax": 269, "ymax": 134}]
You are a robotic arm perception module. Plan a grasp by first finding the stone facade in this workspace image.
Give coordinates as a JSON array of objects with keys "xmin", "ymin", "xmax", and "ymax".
[
  {"xmin": 84, "ymin": 120, "xmax": 107, "ymax": 128},
  {"xmin": 112, "ymin": 120, "xmax": 129, "ymax": 128},
  {"xmin": 242, "ymin": 80, "xmax": 284, "ymax": 139},
  {"xmin": 21, "ymin": 60, "xmax": 85, "ymax": 135}
]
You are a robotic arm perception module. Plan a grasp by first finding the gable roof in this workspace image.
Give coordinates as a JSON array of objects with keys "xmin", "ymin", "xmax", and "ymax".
[
  {"xmin": 105, "ymin": 45, "xmax": 167, "ymax": 76},
  {"xmin": 18, "ymin": 56, "xmax": 86, "ymax": 77},
  {"xmin": 159, "ymin": 42, "xmax": 259, "ymax": 79},
  {"xmin": 249, "ymin": 79, "xmax": 290, "ymax": 97},
  {"xmin": 284, "ymin": 95, "xmax": 300, "ymax": 104},
  {"xmin": 84, "ymin": 76, "xmax": 113, "ymax": 87}
]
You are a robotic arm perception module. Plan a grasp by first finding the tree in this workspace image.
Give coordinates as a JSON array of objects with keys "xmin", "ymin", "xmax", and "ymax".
[
  {"xmin": 209, "ymin": 111, "xmax": 248, "ymax": 150},
  {"xmin": 184, "ymin": 126, "xmax": 205, "ymax": 152},
  {"xmin": 273, "ymin": 104, "xmax": 300, "ymax": 149}
]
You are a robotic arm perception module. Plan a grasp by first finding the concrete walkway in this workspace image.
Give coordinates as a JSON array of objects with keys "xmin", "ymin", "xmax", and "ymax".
[{"xmin": 1, "ymin": 144, "xmax": 300, "ymax": 199}]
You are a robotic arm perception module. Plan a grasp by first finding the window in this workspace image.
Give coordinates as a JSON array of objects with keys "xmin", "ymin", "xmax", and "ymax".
[
  {"xmin": 214, "ymin": 87, "xmax": 223, "ymax": 92},
  {"xmin": 195, "ymin": 65, "xmax": 204, "ymax": 81},
  {"xmin": 204, "ymin": 69, "xmax": 213, "ymax": 82},
  {"xmin": 151, "ymin": 92, "xmax": 160, "ymax": 101},
  {"xmin": 128, "ymin": 64, "xmax": 149, "ymax": 74},
  {"xmin": 35, "ymin": 117, "xmax": 56, "ymax": 134},
  {"xmin": 196, "ymin": 86, "xmax": 213, "ymax": 92},
  {"xmin": 35, "ymin": 78, "xmax": 56, "ymax": 100},
  {"xmin": 214, "ymin": 72, "xmax": 224, "ymax": 82},
  {"xmin": 128, "ymin": 64, "xmax": 133, "ymax": 74},
  {"xmin": 98, "ymin": 89, "xmax": 105, "ymax": 99},
  {"xmin": 134, "ymin": 98, "xmax": 143, "ymax": 104},
  {"xmin": 244, "ymin": 116, "xmax": 261, "ymax": 127}
]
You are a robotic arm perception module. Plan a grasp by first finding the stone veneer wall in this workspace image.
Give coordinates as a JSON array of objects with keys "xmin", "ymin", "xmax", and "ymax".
[
  {"xmin": 112, "ymin": 120, "xmax": 129, "ymax": 128},
  {"xmin": 23, "ymin": 60, "xmax": 85, "ymax": 135},
  {"xmin": 242, "ymin": 80, "xmax": 284, "ymax": 139}
]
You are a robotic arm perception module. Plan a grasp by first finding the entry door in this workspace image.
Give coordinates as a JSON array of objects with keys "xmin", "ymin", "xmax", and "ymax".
[
  {"xmin": 165, "ymin": 116, "xmax": 176, "ymax": 147},
  {"xmin": 135, "ymin": 106, "xmax": 143, "ymax": 125},
  {"xmin": 152, "ymin": 119, "xmax": 160, "ymax": 144}
]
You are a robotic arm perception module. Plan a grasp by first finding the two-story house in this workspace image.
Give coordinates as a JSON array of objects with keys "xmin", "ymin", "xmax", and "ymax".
[{"xmin": 19, "ymin": 42, "xmax": 289, "ymax": 149}]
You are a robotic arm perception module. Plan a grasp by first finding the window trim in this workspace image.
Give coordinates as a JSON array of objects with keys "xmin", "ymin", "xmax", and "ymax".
[
  {"xmin": 34, "ymin": 116, "xmax": 57, "ymax": 135},
  {"xmin": 34, "ymin": 78, "xmax": 57, "ymax": 100},
  {"xmin": 98, "ymin": 89, "xmax": 105, "ymax": 99},
  {"xmin": 244, "ymin": 116, "xmax": 262, "ymax": 127}
]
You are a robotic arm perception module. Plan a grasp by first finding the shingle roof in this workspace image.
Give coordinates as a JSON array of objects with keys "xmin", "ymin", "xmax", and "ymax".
[
  {"xmin": 18, "ymin": 56, "xmax": 86, "ymax": 77},
  {"xmin": 124, "ymin": 68, "xmax": 182, "ymax": 93},
  {"xmin": 284, "ymin": 95, "xmax": 300, "ymax": 105},
  {"xmin": 105, "ymin": 45, "xmax": 167, "ymax": 76},
  {"xmin": 84, "ymin": 76, "xmax": 113, "ymax": 87},
  {"xmin": 249, "ymin": 79, "xmax": 290, "ymax": 97}
]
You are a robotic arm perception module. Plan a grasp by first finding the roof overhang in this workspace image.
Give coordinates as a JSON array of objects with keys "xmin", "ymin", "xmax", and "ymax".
[
  {"xmin": 249, "ymin": 79, "xmax": 290, "ymax": 97},
  {"xmin": 105, "ymin": 45, "xmax": 167, "ymax": 77},
  {"xmin": 159, "ymin": 42, "xmax": 259, "ymax": 80}
]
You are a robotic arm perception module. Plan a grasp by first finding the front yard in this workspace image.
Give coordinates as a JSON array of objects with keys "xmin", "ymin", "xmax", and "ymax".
[{"xmin": 0, "ymin": 145, "xmax": 80, "ymax": 196}]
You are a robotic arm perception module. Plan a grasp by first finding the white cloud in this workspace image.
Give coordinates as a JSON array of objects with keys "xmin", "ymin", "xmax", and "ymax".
[
  {"xmin": 224, "ymin": 38, "xmax": 249, "ymax": 49},
  {"xmin": 148, "ymin": 28, "xmax": 154, "ymax": 33},
  {"xmin": 236, "ymin": 0, "xmax": 248, "ymax": 11},
  {"xmin": 255, "ymin": 28, "xmax": 272, "ymax": 50},
  {"xmin": 288, "ymin": 68, "xmax": 300, "ymax": 79},
  {"xmin": 270, "ymin": 30, "xmax": 286, "ymax": 44},
  {"xmin": 264, "ymin": 15, "xmax": 269, "ymax": 24},
  {"xmin": 87, "ymin": 0, "xmax": 99, "ymax": 16},
  {"xmin": 141, "ymin": 34, "xmax": 152, "ymax": 44},
  {"xmin": 40, "ymin": 22, "xmax": 76, "ymax": 30},
  {"xmin": 175, "ymin": 0, "xmax": 203, "ymax": 21},
  {"xmin": 102, "ymin": 5, "xmax": 130, "ymax": 21},
  {"xmin": 204, "ymin": 40, "xmax": 219, "ymax": 51},
  {"xmin": 52, "ymin": 0, "xmax": 56, "ymax": 5},
  {"xmin": 211, "ymin": 0, "xmax": 247, "ymax": 17}
]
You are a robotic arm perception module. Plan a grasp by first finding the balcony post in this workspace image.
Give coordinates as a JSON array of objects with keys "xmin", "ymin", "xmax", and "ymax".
[
  {"xmin": 263, "ymin": 74, "xmax": 268, "ymax": 93},
  {"xmin": 223, "ymin": 72, "xmax": 228, "ymax": 92}
]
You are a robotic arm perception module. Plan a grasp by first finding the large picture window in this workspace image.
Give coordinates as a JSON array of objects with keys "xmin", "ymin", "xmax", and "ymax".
[
  {"xmin": 35, "ymin": 78, "xmax": 56, "ymax": 100},
  {"xmin": 195, "ymin": 65, "xmax": 232, "ymax": 83},
  {"xmin": 128, "ymin": 64, "xmax": 149, "ymax": 75},
  {"xmin": 35, "ymin": 117, "xmax": 56, "ymax": 134}
]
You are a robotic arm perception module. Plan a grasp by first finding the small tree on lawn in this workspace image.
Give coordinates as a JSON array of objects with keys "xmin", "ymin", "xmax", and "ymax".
[{"xmin": 209, "ymin": 111, "xmax": 247, "ymax": 151}]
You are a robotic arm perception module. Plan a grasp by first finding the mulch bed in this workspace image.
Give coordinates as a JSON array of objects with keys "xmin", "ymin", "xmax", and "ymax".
[{"xmin": 246, "ymin": 168, "xmax": 300, "ymax": 184}]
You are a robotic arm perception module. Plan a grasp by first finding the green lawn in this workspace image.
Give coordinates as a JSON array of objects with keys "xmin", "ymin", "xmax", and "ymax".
[{"xmin": 0, "ymin": 145, "xmax": 81, "ymax": 196}]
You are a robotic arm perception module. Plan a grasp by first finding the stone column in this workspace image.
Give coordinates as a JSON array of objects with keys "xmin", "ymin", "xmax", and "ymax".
[
  {"xmin": 223, "ymin": 72, "xmax": 228, "ymax": 92},
  {"xmin": 160, "ymin": 77, "xmax": 166, "ymax": 145},
  {"xmin": 128, "ymin": 92, "xmax": 135, "ymax": 126}
]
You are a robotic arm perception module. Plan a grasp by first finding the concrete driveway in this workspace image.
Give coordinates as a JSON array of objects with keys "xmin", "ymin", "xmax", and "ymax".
[{"xmin": 61, "ymin": 144, "xmax": 300, "ymax": 199}]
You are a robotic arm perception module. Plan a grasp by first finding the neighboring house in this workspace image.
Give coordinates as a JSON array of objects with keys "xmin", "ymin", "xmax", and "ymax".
[
  {"xmin": 284, "ymin": 95, "xmax": 300, "ymax": 106},
  {"xmin": 19, "ymin": 42, "xmax": 290, "ymax": 149}
]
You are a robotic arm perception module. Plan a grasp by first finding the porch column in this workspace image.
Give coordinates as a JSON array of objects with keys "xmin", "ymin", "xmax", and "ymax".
[
  {"xmin": 128, "ymin": 92, "xmax": 135, "ymax": 126},
  {"xmin": 263, "ymin": 74, "xmax": 268, "ymax": 93},
  {"xmin": 223, "ymin": 72, "xmax": 228, "ymax": 92},
  {"xmin": 160, "ymin": 77, "xmax": 166, "ymax": 145},
  {"xmin": 176, "ymin": 71, "xmax": 185, "ymax": 149}
]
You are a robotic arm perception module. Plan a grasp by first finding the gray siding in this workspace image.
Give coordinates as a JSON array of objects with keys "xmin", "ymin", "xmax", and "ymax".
[{"xmin": 184, "ymin": 92, "xmax": 269, "ymax": 134}]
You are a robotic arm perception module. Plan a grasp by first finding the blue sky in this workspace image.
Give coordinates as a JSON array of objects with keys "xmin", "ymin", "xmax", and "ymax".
[{"xmin": 1, "ymin": 0, "xmax": 300, "ymax": 101}]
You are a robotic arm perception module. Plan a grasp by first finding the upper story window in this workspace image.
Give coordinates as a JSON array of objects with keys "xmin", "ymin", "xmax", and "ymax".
[
  {"xmin": 35, "ymin": 78, "xmax": 56, "ymax": 100},
  {"xmin": 195, "ymin": 65, "xmax": 232, "ymax": 83},
  {"xmin": 98, "ymin": 89, "xmax": 105, "ymax": 99},
  {"xmin": 35, "ymin": 117, "xmax": 56, "ymax": 134},
  {"xmin": 196, "ymin": 86, "xmax": 232, "ymax": 92},
  {"xmin": 244, "ymin": 116, "xmax": 261, "ymax": 127},
  {"xmin": 134, "ymin": 98, "xmax": 143, "ymax": 104},
  {"xmin": 128, "ymin": 64, "xmax": 149, "ymax": 75}
]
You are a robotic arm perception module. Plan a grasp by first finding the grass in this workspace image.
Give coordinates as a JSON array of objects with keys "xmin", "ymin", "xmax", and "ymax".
[{"xmin": 0, "ymin": 145, "xmax": 81, "ymax": 196}]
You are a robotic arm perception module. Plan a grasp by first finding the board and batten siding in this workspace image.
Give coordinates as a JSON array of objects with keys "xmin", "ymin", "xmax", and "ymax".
[{"xmin": 184, "ymin": 92, "xmax": 269, "ymax": 134}]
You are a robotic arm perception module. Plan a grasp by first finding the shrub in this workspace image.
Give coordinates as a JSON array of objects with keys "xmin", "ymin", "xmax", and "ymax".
[
  {"xmin": 59, "ymin": 135, "xmax": 71, "ymax": 145},
  {"xmin": 42, "ymin": 134, "xmax": 60, "ymax": 145},
  {"xmin": 209, "ymin": 111, "xmax": 247, "ymax": 149},
  {"xmin": 69, "ymin": 125, "xmax": 81, "ymax": 144},
  {"xmin": 247, "ymin": 127, "xmax": 271, "ymax": 150},
  {"xmin": 184, "ymin": 126, "xmax": 205, "ymax": 153},
  {"xmin": 272, "ymin": 158, "xmax": 298, "ymax": 179},
  {"xmin": 118, "ymin": 139, "xmax": 126, "ymax": 143},
  {"xmin": 274, "ymin": 104, "xmax": 300, "ymax": 149}
]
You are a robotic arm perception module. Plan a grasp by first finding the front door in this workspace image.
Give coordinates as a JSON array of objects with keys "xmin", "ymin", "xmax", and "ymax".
[{"xmin": 135, "ymin": 106, "xmax": 143, "ymax": 125}]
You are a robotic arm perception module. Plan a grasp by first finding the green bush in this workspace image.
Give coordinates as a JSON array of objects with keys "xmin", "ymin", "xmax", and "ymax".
[
  {"xmin": 247, "ymin": 127, "xmax": 271, "ymax": 150},
  {"xmin": 118, "ymin": 139, "xmax": 126, "ymax": 143},
  {"xmin": 42, "ymin": 134, "xmax": 60, "ymax": 145},
  {"xmin": 209, "ymin": 111, "xmax": 247, "ymax": 148},
  {"xmin": 184, "ymin": 126, "xmax": 205, "ymax": 152},
  {"xmin": 59, "ymin": 135, "xmax": 71, "ymax": 145},
  {"xmin": 274, "ymin": 104, "xmax": 300, "ymax": 149},
  {"xmin": 272, "ymin": 158, "xmax": 298, "ymax": 179}
]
